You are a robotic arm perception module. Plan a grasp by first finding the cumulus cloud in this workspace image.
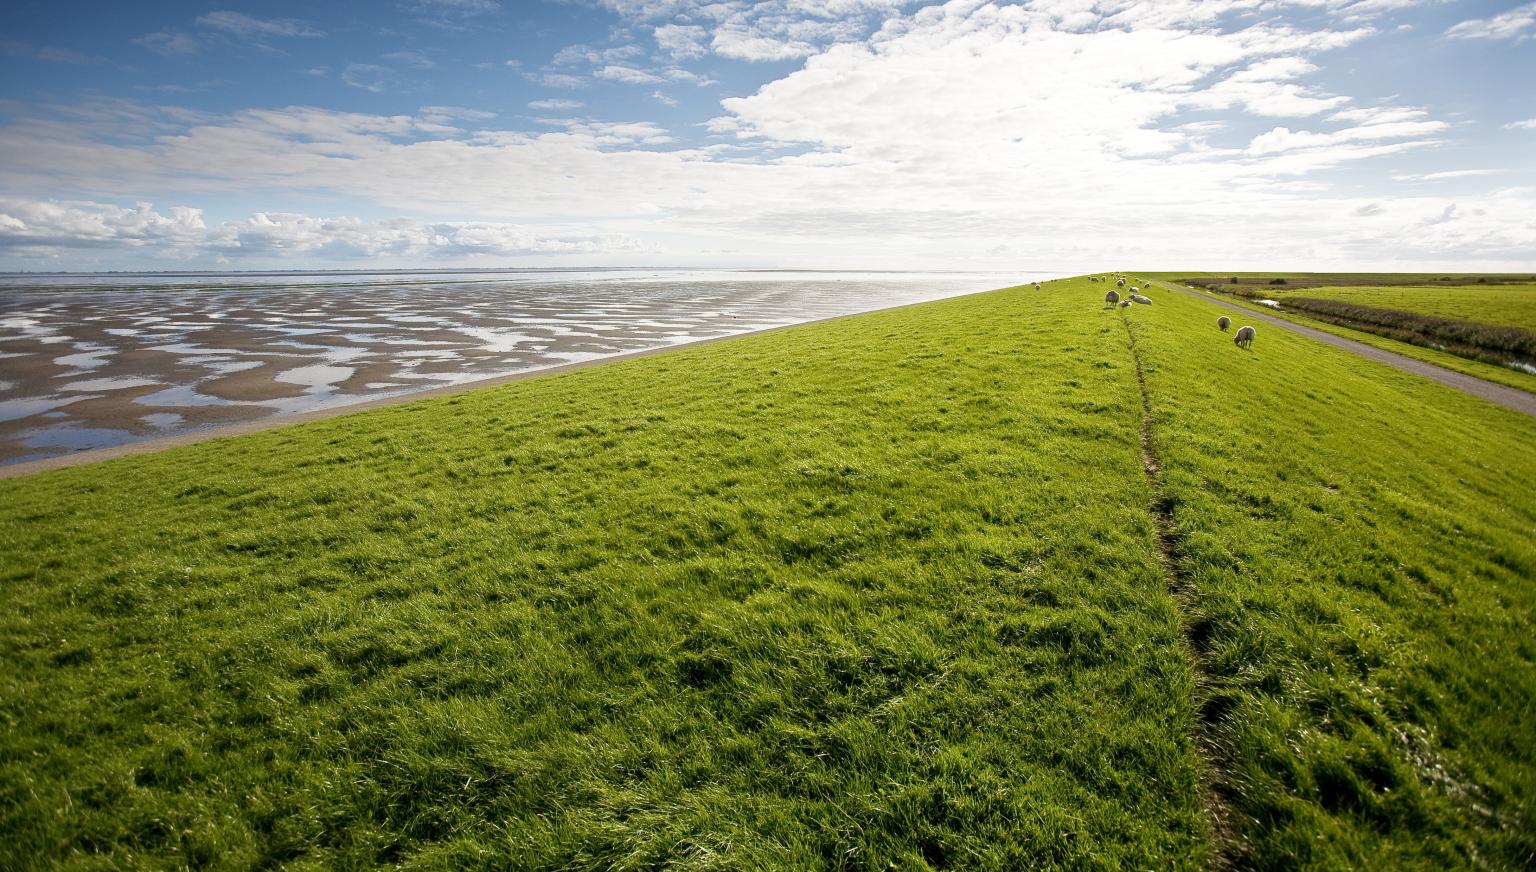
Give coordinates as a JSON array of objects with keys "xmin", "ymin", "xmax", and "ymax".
[
  {"xmin": 653, "ymin": 24, "xmax": 709, "ymax": 59},
  {"xmin": 602, "ymin": 0, "xmax": 905, "ymax": 62},
  {"xmin": 0, "ymin": 198, "xmax": 645, "ymax": 262},
  {"xmin": 593, "ymin": 64, "xmax": 666, "ymax": 84},
  {"xmin": 1447, "ymin": 3, "xmax": 1536, "ymax": 40},
  {"xmin": 10, "ymin": 1, "xmax": 1535, "ymax": 268}
]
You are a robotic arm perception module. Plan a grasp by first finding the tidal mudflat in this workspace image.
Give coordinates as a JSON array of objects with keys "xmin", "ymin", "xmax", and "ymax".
[{"xmin": 0, "ymin": 268, "xmax": 1030, "ymax": 465}]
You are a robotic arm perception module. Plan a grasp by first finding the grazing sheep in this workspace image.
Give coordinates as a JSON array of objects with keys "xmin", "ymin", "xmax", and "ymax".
[
  {"xmin": 1105, "ymin": 290, "xmax": 1121, "ymax": 307},
  {"xmin": 1119, "ymin": 300, "xmax": 1131, "ymax": 308},
  {"xmin": 1129, "ymin": 286, "xmax": 1139, "ymax": 294},
  {"xmin": 1217, "ymin": 315, "xmax": 1231, "ymax": 331},
  {"xmin": 1130, "ymin": 294, "xmax": 1152, "ymax": 305},
  {"xmin": 1117, "ymin": 278, "xmax": 1126, "ymax": 287},
  {"xmin": 1234, "ymin": 325, "xmax": 1256, "ymax": 349}
]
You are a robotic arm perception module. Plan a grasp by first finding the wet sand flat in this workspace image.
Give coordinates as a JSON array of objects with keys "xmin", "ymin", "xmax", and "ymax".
[{"xmin": 0, "ymin": 268, "xmax": 1034, "ymax": 466}]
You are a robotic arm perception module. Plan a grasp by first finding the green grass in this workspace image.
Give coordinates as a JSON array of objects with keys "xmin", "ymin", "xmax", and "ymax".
[
  {"xmin": 1143, "ymin": 271, "xmax": 1536, "ymax": 290},
  {"xmin": 1126, "ymin": 289, "xmax": 1536, "ymax": 867},
  {"xmin": 1291, "ymin": 284, "xmax": 1536, "ymax": 332},
  {"xmin": 3, "ymin": 277, "xmax": 1534, "ymax": 869}
]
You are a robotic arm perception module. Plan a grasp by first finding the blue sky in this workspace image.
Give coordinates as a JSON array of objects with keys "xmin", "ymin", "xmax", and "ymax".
[{"xmin": 0, "ymin": 0, "xmax": 1533, "ymax": 271}]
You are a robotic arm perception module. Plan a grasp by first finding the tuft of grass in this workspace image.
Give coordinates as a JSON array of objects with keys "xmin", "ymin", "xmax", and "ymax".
[{"xmin": 2, "ymin": 276, "xmax": 1533, "ymax": 868}]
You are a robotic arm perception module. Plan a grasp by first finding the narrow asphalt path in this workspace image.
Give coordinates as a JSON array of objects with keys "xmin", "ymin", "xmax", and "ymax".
[{"xmin": 1154, "ymin": 282, "xmax": 1536, "ymax": 419}]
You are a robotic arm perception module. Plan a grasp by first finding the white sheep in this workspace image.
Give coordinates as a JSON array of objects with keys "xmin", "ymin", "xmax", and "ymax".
[
  {"xmin": 1117, "ymin": 278, "xmax": 1126, "ymax": 287},
  {"xmin": 1129, "ymin": 286, "xmax": 1140, "ymax": 294},
  {"xmin": 1217, "ymin": 316, "xmax": 1231, "ymax": 331},
  {"xmin": 1130, "ymin": 294, "xmax": 1152, "ymax": 305},
  {"xmin": 1119, "ymin": 300, "xmax": 1131, "ymax": 308},
  {"xmin": 1105, "ymin": 290, "xmax": 1121, "ymax": 307},
  {"xmin": 1234, "ymin": 325, "xmax": 1256, "ymax": 349}
]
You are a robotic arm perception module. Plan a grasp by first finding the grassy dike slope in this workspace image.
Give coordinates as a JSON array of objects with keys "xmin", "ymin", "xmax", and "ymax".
[
  {"xmin": 1127, "ymin": 288, "xmax": 1536, "ymax": 867},
  {"xmin": 2, "ymin": 283, "xmax": 1210, "ymax": 868},
  {"xmin": 2, "ymin": 277, "xmax": 1534, "ymax": 869}
]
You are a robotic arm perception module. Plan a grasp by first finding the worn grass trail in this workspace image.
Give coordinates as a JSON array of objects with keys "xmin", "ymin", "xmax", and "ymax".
[
  {"xmin": 1116, "ymin": 309, "xmax": 1235, "ymax": 863},
  {"xmin": 1, "ymin": 283, "xmax": 1211, "ymax": 869}
]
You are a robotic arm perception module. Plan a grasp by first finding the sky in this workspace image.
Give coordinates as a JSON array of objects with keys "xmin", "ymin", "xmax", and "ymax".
[{"xmin": 0, "ymin": 0, "xmax": 1533, "ymax": 272}]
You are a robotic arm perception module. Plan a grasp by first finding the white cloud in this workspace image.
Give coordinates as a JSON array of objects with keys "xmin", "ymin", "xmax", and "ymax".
[
  {"xmin": 1506, "ymin": 118, "xmax": 1536, "ymax": 131},
  {"xmin": 1447, "ymin": 3, "xmax": 1536, "ymax": 40},
  {"xmin": 651, "ymin": 91, "xmax": 680, "ymax": 107},
  {"xmin": 381, "ymin": 49, "xmax": 437, "ymax": 69},
  {"xmin": 1391, "ymin": 169, "xmax": 1500, "ymax": 182},
  {"xmin": 195, "ymin": 11, "xmax": 324, "ymax": 39},
  {"xmin": 1246, "ymin": 120, "xmax": 1446, "ymax": 155},
  {"xmin": 606, "ymin": 0, "xmax": 905, "ymax": 62},
  {"xmin": 535, "ymin": 118, "xmax": 674, "ymax": 145},
  {"xmin": 594, "ymin": 65, "xmax": 667, "ymax": 84},
  {"xmin": 525, "ymin": 71, "xmax": 586, "ymax": 89},
  {"xmin": 553, "ymin": 43, "xmax": 645, "ymax": 66},
  {"xmin": 529, "ymin": 99, "xmax": 585, "ymax": 110},
  {"xmin": 654, "ymin": 24, "xmax": 709, "ymax": 59},
  {"xmin": 9, "ymin": 2, "xmax": 1534, "ymax": 269},
  {"xmin": 420, "ymin": 105, "xmax": 497, "ymax": 123},
  {"xmin": 403, "ymin": 0, "xmax": 501, "ymax": 17},
  {"xmin": 342, "ymin": 64, "xmax": 397, "ymax": 93},
  {"xmin": 0, "ymin": 197, "xmax": 645, "ymax": 262},
  {"xmin": 135, "ymin": 31, "xmax": 201, "ymax": 57}
]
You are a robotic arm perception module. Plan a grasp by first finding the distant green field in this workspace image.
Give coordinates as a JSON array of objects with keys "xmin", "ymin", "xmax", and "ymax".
[
  {"xmin": 1160, "ymin": 287, "xmax": 1536, "ymax": 395},
  {"xmin": 3, "ymin": 278, "xmax": 1533, "ymax": 869},
  {"xmin": 1291, "ymin": 284, "xmax": 1536, "ymax": 332},
  {"xmin": 1144, "ymin": 271, "xmax": 1536, "ymax": 289}
]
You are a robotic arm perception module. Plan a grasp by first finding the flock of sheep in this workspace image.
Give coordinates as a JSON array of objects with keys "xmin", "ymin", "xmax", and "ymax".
[{"xmin": 1094, "ymin": 274, "xmax": 1256, "ymax": 349}]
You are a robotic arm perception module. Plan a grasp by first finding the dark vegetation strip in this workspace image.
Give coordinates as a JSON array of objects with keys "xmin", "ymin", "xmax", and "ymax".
[
  {"xmin": 1119, "ymin": 310, "xmax": 1236, "ymax": 866},
  {"xmin": 1277, "ymin": 298, "xmax": 1536, "ymax": 368}
]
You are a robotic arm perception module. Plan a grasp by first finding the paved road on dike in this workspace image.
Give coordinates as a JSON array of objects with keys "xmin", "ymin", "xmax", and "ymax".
[{"xmin": 1155, "ymin": 282, "xmax": 1536, "ymax": 419}]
